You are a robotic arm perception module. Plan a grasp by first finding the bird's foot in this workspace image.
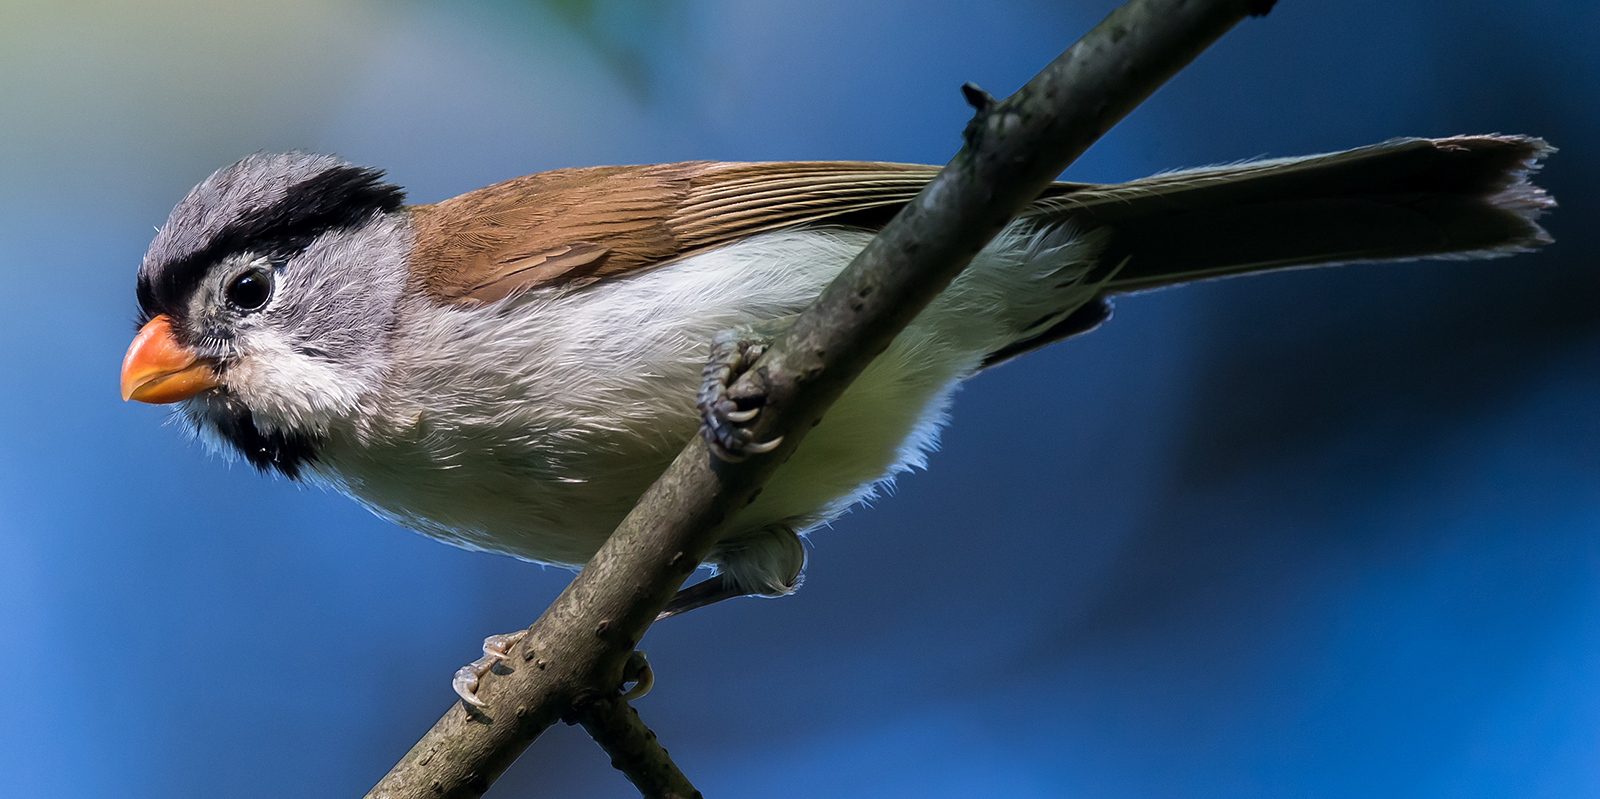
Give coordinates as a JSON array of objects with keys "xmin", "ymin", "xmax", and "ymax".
[
  {"xmin": 452, "ymin": 632, "xmax": 655, "ymax": 707},
  {"xmin": 698, "ymin": 323, "xmax": 788, "ymax": 462},
  {"xmin": 452, "ymin": 630, "xmax": 526, "ymax": 708}
]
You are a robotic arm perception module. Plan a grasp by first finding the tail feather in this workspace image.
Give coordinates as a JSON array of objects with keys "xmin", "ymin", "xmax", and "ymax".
[
  {"xmin": 1031, "ymin": 135, "xmax": 1554, "ymax": 293},
  {"xmin": 979, "ymin": 135, "xmax": 1554, "ymax": 369}
]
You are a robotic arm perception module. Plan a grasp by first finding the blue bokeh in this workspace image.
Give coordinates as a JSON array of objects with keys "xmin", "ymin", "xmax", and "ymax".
[{"xmin": 0, "ymin": 0, "xmax": 1595, "ymax": 796}]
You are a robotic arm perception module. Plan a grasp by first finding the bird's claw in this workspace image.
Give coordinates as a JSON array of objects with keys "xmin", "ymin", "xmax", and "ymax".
[
  {"xmin": 620, "ymin": 650, "xmax": 654, "ymax": 701},
  {"xmin": 698, "ymin": 328, "xmax": 783, "ymax": 462},
  {"xmin": 723, "ymin": 407, "xmax": 760, "ymax": 423},
  {"xmin": 452, "ymin": 630, "xmax": 526, "ymax": 709}
]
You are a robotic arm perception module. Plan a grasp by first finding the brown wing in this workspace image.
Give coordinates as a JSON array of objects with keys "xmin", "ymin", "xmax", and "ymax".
[{"xmin": 407, "ymin": 160, "xmax": 1062, "ymax": 304}]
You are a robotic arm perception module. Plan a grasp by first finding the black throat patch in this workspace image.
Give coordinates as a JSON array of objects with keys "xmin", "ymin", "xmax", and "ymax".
[{"xmin": 202, "ymin": 394, "xmax": 322, "ymax": 480}]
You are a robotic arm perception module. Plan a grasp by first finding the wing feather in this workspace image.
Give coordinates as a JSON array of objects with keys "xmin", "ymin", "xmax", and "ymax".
[{"xmin": 406, "ymin": 160, "xmax": 970, "ymax": 304}]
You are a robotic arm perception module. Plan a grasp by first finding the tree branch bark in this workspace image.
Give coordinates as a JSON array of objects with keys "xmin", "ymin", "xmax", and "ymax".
[
  {"xmin": 363, "ymin": 1, "xmax": 1274, "ymax": 796},
  {"xmin": 574, "ymin": 696, "xmax": 702, "ymax": 799}
]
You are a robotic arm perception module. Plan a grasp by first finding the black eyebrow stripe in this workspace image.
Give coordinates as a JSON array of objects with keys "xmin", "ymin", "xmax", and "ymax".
[{"xmin": 137, "ymin": 165, "xmax": 405, "ymax": 325}]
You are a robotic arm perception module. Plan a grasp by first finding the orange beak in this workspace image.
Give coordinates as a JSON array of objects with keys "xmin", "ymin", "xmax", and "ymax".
[{"xmin": 120, "ymin": 314, "xmax": 219, "ymax": 403}]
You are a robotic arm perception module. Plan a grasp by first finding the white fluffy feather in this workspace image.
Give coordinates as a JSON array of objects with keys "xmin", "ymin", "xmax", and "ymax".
[{"xmin": 306, "ymin": 222, "xmax": 1106, "ymax": 592}]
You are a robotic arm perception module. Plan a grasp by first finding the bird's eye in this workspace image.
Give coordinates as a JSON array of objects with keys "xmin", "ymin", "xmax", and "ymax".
[{"xmin": 225, "ymin": 269, "xmax": 273, "ymax": 312}]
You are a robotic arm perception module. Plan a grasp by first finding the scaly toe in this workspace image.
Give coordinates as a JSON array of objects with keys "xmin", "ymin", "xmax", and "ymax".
[
  {"xmin": 481, "ymin": 631, "xmax": 525, "ymax": 660},
  {"xmin": 452, "ymin": 656, "xmax": 495, "ymax": 708},
  {"xmin": 452, "ymin": 630, "xmax": 527, "ymax": 708}
]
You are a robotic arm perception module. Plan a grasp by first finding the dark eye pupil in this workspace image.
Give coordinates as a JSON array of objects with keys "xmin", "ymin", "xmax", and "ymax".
[{"xmin": 226, "ymin": 271, "xmax": 271, "ymax": 311}]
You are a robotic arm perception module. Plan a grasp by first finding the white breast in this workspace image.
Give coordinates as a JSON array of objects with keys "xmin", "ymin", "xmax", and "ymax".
[{"xmin": 309, "ymin": 222, "xmax": 1104, "ymax": 573}]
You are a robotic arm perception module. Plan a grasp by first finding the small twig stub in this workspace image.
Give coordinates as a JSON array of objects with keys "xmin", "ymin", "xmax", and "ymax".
[{"xmin": 961, "ymin": 81, "xmax": 998, "ymax": 112}]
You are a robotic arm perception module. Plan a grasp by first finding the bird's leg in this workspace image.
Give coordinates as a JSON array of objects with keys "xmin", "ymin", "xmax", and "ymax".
[
  {"xmin": 659, "ymin": 525, "xmax": 806, "ymax": 619},
  {"xmin": 658, "ymin": 574, "xmax": 745, "ymax": 619},
  {"xmin": 698, "ymin": 317, "xmax": 795, "ymax": 462}
]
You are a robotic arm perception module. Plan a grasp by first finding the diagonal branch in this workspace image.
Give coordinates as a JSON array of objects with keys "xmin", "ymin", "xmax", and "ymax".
[
  {"xmin": 574, "ymin": 695, "xmax": 701, "ymax": 799},
  {"xmin": 363, "ymin": 0, "xmax": 1275, "ymax": 796}
]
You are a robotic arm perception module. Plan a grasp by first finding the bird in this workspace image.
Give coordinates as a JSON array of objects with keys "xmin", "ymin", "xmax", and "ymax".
[{"xmin": 121, "ymin": 135, "xmax": 1553, "ymax": 704}]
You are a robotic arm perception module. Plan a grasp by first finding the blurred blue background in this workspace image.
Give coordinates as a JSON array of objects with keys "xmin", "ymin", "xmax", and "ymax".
[{"xmin": 1, "ymin": 0, "xmax": 1595, "ymax": 796}]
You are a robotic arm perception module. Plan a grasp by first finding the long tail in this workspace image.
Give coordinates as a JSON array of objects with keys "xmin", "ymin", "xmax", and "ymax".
[{"xmin": 985, "ymin": 135, "xmax": 1555, "ymax": 367}]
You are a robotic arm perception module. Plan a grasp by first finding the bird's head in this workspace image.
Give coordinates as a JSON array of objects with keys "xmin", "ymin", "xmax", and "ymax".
[{"xmin": 121, "ymin": 153, "xmax": 412, "ymax": 477}]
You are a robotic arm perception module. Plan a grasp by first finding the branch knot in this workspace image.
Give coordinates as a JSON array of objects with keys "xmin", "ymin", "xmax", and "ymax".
[{"xmin": 960, "ymin": 82, "xmax": 1000, "ymax": 148}]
